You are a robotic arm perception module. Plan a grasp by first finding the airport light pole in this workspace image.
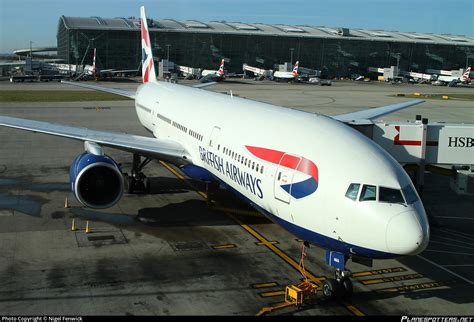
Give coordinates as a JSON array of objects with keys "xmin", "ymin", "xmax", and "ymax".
[
  {"xmin": 29, "ymin": 41, "xmax": 33, "ymax": 58},
  {"xmin": 290, "ymin": 47, "xmax": 294, "ymax": 65},
  {"xmin": 166, "ymin": 44, "xmax": 171, "ymax": 61}
]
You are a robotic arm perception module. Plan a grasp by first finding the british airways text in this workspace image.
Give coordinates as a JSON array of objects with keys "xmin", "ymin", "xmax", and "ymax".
[{"xmin": 199, "ymin": 146, "xmax": 263, "ymax": 199}]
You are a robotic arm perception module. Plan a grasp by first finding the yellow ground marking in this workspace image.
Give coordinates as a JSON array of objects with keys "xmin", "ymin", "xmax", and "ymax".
[
  {"xmin": 160, "ymin": 161, "xmax": 366, "ymax": 316},
  {"xmin": 342, "ymin": 302, "xmax": 365, "ymax": 316},
  {"xmin": 211, "ymin": 244, "xmax": 237, "ymax": 249},
  {"xmin": 252, "ymin": 282, "xmax": 278, "ymax": 288},
  {"xmin": 259, "ymin": 290, "xmax": 286, "ymax": 297},
  {"xmin": 352, "ymin": 267, "xmax": 407, "ymax": 277},
  {"xmin": 360, "ymin": 273, "xmax": 423, "ymax": 285},
  {"xmin": 256, "ymin": 241, "xmax": 278, "ymax": 245},
  {"xmin": 375, "ymin": 281, "xmax": 446, "ymax": 293}
]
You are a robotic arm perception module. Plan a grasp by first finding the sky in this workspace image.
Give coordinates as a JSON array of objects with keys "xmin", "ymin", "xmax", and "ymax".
[{"xmin": 0, "ymin": 0, "xmax": 473, "ymax": 53}]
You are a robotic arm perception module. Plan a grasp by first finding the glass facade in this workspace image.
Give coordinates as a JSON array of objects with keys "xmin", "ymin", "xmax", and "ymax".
[{"xmin": 57, "ymin": 18, "xmax": 473, "ymax": 77}]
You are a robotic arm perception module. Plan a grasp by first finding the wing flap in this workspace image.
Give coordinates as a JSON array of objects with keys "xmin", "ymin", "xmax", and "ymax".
[
  {"xmin": 0, "ymin": 116, "xmax": 191, "ymax": 163},
  {"xmin": 332, "ymin": 99, "xmax": 424, "ymax": 124}
]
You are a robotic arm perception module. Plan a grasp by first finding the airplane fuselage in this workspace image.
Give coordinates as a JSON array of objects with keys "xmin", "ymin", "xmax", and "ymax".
[{"xmin": 134, "ymin": 81, "xmax": 430, "ymax": 259}]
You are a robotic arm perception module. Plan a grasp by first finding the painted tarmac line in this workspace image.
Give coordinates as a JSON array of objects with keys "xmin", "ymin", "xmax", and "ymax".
[
  {"xmin": 417, "ymin": 254, "xmax": 474, "ymax": 285},
  {"xmin": 160, "ymin": 161, "xmax": 366, "ymax": 316}
]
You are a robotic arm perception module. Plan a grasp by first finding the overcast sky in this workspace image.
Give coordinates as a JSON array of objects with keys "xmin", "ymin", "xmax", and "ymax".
[{"xmin": 1, "ymin": 0, "xmax": 473, "ymax": 53}]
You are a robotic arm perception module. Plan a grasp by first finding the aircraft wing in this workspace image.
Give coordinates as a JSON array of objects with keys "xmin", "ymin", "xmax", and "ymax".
[
  {"xmin": 332, "ymin": 99, "xmax": 424, "ymax": 125},
  {"xmin": 0, "ymin": 116, "xmax": 191, "ymax": 163},
  {"xmin": 192, "ymin": 82, "xmax": 216, "ymax": 88},
  {"xmin": 61, "ymin": 80, "xmax": 136, "ymax": 99}
]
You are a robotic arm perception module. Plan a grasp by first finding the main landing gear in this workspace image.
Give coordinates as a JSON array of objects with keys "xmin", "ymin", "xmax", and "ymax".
[
  {"xmin": 124, "ymin": 154, "xmax": 152, "ymax": 193},
  {"xmin": 322, "ymin": 251, "xmax": 353, "ymax": 300}
]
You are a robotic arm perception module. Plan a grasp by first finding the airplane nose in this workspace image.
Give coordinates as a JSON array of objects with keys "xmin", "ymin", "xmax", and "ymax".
[{"xmin": 386, "ymin": 211, "xmax": 427, "ymax": 255}]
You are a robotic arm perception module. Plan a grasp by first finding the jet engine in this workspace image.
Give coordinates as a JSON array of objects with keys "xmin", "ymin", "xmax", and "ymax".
[{"xmin": 69, "ymin": 142, "xmax": 124, "ymax": 209}]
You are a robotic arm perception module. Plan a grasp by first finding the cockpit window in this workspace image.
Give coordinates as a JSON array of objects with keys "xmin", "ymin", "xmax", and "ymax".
[
  {"xmin": 402, "ymin": 185, "xmax": 419, "ymax": 204},
  {"xmin": 360, "ymin": 185, "xmax": 377, "ymax": 201},
  {"xmin": 345, "ymin": 183, "xmax": 360, "ymax": 201},
  {"xmin": 379, "ymin": 187, "xmax": 405, "ymax": 204}
]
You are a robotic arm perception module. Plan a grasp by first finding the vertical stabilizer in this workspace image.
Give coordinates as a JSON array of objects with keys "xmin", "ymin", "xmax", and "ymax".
[
  {"xmin": 462, "ymin": 67, "xmax": 471, "ymax": 82},
  {"xmin": 92, "ymin": 48, "xmax": 97, "ymax": 76},
  {"xmin": 140, "ymin": 6, "xmax": 157, "ymax": 83},
  {"xmin": 292, "ymin": 61, "xmax": 299, "ymax": 77},
  {"xmin": 218, "ymin": 59, "xmax": 225, "ymax": 76}
]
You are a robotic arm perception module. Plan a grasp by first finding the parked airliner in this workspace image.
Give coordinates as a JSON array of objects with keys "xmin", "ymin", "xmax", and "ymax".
[
  {"xmin": 0, "ymin": 6, "xmax": 429, "ymax": 299},
  {"xmin": 273, "ymin": 61, "xmax": 299, "ymax": 81},
  {"xmin": 83, "ymin": 48, "xmax": 139, "ymax": 79},
  {"xmin": 434, "ymin": 66, "xmax": 471, "ymax": 86},
  {"xmin": 200, "ymin": 59, "xmax": 225, "ymax": 79}
]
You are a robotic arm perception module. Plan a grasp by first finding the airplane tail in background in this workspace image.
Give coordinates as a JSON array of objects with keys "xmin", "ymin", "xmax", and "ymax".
[
  {"xmin": 218, "ymin": 59, "xmax": 225, "ymax": 76},
  {"xmin": 92, "ymin": 48, "xmax": 97, "ymax": 76},
  {"xmin": 292, "ymin": 61, "xmax": 299, "ymax": 77},
  {"xmin": 140, "ymin": 6, "xmax": 157, "ymax": 83},
  {"xmin": 462, "ymin": 66, "xmax": 471, "ymax": 82}
]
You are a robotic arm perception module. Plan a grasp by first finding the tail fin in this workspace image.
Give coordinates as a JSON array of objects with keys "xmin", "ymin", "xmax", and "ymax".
[
  {"xmin": 292, "ymin": 61, "xmax": 299, "ymax": 77},
  {"xmin": 92, "ymin": 48, "xmax": 97, "ymax": 76},
  {"xmin": 462, "ymin": 67, "xmax": 471, "ymax": 81},
  {"xmin": 218, "ymin": 59, "xmax": 225, "ymax": 76},
  {"xmin": 140, "ymin": 6, "xmax": 157, "ymax": 83}
]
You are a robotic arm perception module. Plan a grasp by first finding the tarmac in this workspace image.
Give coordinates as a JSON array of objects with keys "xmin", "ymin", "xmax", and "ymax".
[{"xmin": 0, "ymin": 78, "xmax": 473, "ymax": 315}]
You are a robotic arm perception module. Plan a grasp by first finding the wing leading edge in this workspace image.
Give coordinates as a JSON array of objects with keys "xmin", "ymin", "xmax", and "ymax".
[
  {"xmin": 332, "ymin": 99, "xmax": 425, "ymax": 125},
  {"xmin": 0, "ymin": 116, "xmax": 191, "ymax": 164}
]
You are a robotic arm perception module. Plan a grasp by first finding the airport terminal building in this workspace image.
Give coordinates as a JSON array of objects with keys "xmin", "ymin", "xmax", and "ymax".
[{"xmin": 57, "ymin": 15, "xmax": 474, "ymax": 76}]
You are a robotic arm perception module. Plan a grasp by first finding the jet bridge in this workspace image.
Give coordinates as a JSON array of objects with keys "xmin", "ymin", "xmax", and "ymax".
[{"xmin": 352, "ymin": 116, "xmax": 474, "ymax": 196}]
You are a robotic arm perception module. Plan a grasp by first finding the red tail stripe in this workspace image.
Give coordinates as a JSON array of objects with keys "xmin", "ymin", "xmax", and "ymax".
[{"xmin": 141, "ymin": 19, "xmax": 149, "ymax": 47}]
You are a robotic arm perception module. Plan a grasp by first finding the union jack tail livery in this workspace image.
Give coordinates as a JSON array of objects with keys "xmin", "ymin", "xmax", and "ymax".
[
  {"xmin": 140, "ymin": 6, "xmax": 157, "ymax": 83},
  {"xmin": 462, "ymin": 66, "xmax": 471, "ymax": 82},
  {"xmin": 218, "ymin": 59, "xmax": 225, "ymax": 76},
  {"xmin": 292, "ymin": 61, "xmax": 299, "ymax": 77}
]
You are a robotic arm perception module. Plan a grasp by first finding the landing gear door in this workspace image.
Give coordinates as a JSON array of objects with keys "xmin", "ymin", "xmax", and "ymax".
[
  {"xmin": 274, "ymin": 154, "xmax": 301, "ymax": 204},
  {"xmin": 208, "ymin": 126, "xmax": 220, "ymax": 148}
]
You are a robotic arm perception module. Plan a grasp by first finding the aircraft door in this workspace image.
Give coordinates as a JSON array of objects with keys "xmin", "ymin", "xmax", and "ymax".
[
  {"xmin": 208, "ymin": 126, "xmax": 220, "ymax": 148},
  {"xmin": 274, "ymin": 154, "xmax": 302, "ymax": 204}
]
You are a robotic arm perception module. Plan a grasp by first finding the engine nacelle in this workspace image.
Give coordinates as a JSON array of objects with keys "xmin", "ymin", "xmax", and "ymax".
[{"xmin": 69, "ymin": 152, "xmax": 124, "ymax": 209}]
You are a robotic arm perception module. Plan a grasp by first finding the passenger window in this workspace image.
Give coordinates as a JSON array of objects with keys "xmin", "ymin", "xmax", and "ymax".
[
  {"xmin": 252, "ymin": 161, "xmax": 255, "ymax": 169},
  {"xmin": 256, "ymin": 164, "xmax": 259, "ymax": 172},
  {"xmin": 261, "ymin": 166, "xmax": 264, "ymax": 174},
  {"xmin": 345, "ymin": 183, "xmax": 360, "ymax": 201},
  {"xmin": 402, "ymin": 185, "xmax": 419, "ymax": 204},
  {"xmin": 360, "ymin": 185, "xmax": 377, "ymax": 201},
  {"xmin": 379, "ymin": 187, "xmax": 404, "ymax": 204}
]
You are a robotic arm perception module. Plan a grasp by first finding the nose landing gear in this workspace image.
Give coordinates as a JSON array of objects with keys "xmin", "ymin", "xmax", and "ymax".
[
  {"xmin": 323, "ymin": 251, "xmax": 353, "ymax": 300},
  {"xmin": 322, "ymin": 269, "xmax": 353, "ymax": 300}
]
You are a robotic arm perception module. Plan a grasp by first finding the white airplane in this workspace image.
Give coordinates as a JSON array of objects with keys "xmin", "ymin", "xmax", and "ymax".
[
  {"xmin": 434, "ymin": 66, "xmax": 471, "ymax": 85},
  {"xmin": 200, "ymin": 59, "xmax": 226, "ymax": 79},
  {"xmin": 0, "ymin": 6, "xmax": 429, "ymax": 300},
  {"xmin": 83, "ymin": 48, "xmax": 139, "ymax": 79},
  {"xmin": 273, "ymin": 61, "xmax": 299, "ymax": 81}
]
